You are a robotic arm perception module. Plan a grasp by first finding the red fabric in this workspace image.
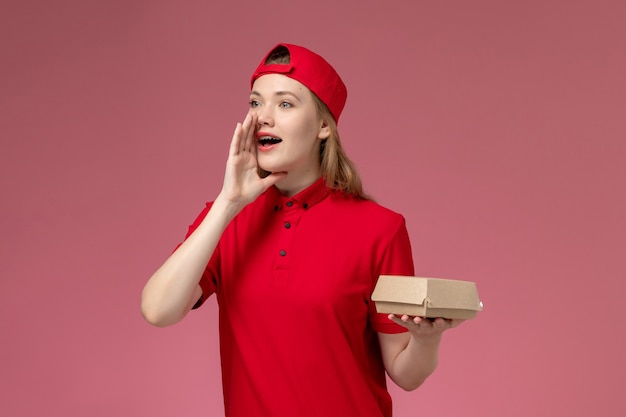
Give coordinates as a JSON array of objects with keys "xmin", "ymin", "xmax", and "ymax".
[
  {"xmin": 181, "ymin": 178, "xmax": 414, "ymax": 417},
  {"xmin": 251, "ymin": 43, "xmax": 348, "ymax": 122}
]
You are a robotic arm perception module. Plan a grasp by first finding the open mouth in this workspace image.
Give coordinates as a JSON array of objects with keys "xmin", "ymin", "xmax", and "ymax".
[{"xmin": 258, "ymin": 136, "xmax": 283, "ymax": 147}]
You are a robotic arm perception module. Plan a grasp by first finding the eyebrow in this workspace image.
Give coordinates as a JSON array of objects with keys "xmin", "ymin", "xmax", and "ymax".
[{"xmin": 250, "ymin": 90, "xmax": 302, "ymax": 102}]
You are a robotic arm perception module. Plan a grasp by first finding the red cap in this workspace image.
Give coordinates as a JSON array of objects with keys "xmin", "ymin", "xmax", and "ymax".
[{"xmin": 251, "ymin": 43, "xmax": 347, "ymax": 122}]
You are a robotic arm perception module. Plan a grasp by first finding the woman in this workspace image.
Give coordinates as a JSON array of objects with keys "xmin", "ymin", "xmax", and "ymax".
[{"xmin": 141, "ymin": 43, "xmax": 461, "ymax": 417}]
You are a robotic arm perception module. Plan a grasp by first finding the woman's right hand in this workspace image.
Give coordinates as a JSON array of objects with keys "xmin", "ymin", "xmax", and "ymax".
[
  {"xmin": 218, "ymin": 112, "xmax": 286, "ymax": 209},
  {"xmin": 142, "ymin": 112, "xmax": 286, "ymax": 327}
]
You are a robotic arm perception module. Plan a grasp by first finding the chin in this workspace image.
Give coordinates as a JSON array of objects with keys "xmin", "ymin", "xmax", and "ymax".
[
  {"xmin": 258, "ymin": 159, "xmax": 288, "ymax": 174},
  {"xmin": 258, "ymin": 163, "xmax": 277, "ymax": 174}
]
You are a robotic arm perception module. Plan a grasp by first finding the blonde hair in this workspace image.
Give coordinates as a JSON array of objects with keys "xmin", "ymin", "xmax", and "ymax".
[
  {"xmin": 313, "ymin": 98, "xmax": 368, "ymax": 199},
  {"xmin": 259, "ymin": 47, "xmax": 368, "ymax": 199}
]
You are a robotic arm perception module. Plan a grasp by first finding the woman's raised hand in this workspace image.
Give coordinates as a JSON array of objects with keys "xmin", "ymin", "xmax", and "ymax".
[{"xmin": 218, "ymin": 112, "xmax": 286, "ymax": 209}]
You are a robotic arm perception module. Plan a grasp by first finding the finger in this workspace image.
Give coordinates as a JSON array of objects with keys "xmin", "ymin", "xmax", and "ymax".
[
  {"xmin": 390, "ymin": 314, "xmax": 418, "ymax": 330},
  {"xmin": 261, "ymin": 171, "xmax": 287, "ymax": 188},
  {"xmin": 243, "ymin": 113, "xmax": 257, "ymax": 153},
  {"xmin": 239, "ymin": 113, "xmax": 253, "ymax": 154},
  {"xmin": 229, "ymin": 122, "xmax": 243, "ymax": 157},
  {"xmin": 443, "ymin": 319, "xmax": 456, "ymax": 329},
  {"xmin": 387, "ymin": 314, "xmax": 406, "ymax": 327},
  {"xmin": 414, "ymin": 321, "xmax": 426, "ymax": 330},
  {"xmin": 431, "ymin": 318, "xmax": 456, "ymax": 331},
  {"xmin": 431, "ymin": 318, "xmax": 448, "ymax": 329},
  {"xmin": 449, "ymin": 319, "xmax": 464, "ymax": 329}
]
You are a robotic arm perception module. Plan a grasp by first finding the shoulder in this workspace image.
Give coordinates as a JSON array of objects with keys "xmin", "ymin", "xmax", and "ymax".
[
  {"xmin": 329, "ymin": 192, "xmax": 404, "ymax": 218},
  {"xmin": 325, "ymin": 192, "xmax": 407, "ymax": 231}
]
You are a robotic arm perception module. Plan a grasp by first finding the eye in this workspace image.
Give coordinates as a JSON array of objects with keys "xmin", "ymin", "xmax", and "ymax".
[
  {"xmin": 279, "ymin": 101, "xmax": 293, "ymax": 108},
  {"xmin": 249, "ymin": 100, "xmax": 260, "ymax": 108}
]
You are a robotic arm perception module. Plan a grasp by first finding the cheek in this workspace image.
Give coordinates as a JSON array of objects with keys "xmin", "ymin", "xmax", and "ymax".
[{"xmin": 298, "ymin": 118, "xmax": 323, "ymax": 141}]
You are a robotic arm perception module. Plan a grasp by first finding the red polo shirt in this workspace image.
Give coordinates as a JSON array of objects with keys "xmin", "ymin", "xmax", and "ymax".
[{"xmin": 181, "ymin": 178, "xmax": 414, "ymax": 417}]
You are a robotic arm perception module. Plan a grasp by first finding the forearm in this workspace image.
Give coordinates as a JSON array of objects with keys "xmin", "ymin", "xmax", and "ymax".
[
  {"xmin": 140, "ymin": 195, "xmax": 243, "ymax": 326},
  {"xmin": 385, "ymin": 333, "xmax": 442, "ymax": 391},
  {"xmin": 141, "ymin": 111, "xmax": 286, "ymax": 326}
]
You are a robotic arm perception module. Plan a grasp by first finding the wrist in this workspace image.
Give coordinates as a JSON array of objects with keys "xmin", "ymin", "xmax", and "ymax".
[
  {"xmin": 410, "ymin": 332, "xmax": 442, "ymax": 348},
  {"xmin": 213, "ymin": 193, "xmax": 246, "ymax": 220}
]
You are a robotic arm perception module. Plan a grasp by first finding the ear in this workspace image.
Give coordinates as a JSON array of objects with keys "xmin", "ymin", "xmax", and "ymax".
[{"xmin": 317, "ymin": 119, "xmax": 331, "ymax": 140}]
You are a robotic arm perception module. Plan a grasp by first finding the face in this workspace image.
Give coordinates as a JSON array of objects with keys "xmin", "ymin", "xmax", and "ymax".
[{"xmin": 250, "ymin": 74, "xmax": 330, "ymax": 186}]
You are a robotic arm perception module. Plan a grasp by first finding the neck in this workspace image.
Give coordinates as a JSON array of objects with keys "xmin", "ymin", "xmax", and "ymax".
[{"xmin": 274, "ymin": 171, "xmax": 321, "ymax": 197}]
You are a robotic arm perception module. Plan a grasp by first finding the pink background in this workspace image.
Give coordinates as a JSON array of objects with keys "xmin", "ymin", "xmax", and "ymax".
[{"xmin": 2, "ymin": 1, "xmax": 625, "ymax": 416}]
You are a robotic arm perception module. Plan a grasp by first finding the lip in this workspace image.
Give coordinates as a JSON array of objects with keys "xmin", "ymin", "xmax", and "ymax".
[
  {"xmin": 256, "ymin": 131, "xmax": 279, "ymax": 139},
  {"xmin": 256, "ymin": 131, "xmax": 282, "ymax": 152},
  {"xmin": 258, "ymin": 142, "xmax": 280, "ymax": 152}
]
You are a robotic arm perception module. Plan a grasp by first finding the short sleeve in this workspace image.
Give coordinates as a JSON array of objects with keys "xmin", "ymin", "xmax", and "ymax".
[
  {"xmin": 175, "ymin": 202, "xmax": 220, "ymax": 309},
  {"xmin": 369, "ymin": 216, "xmax": 415, "ymax": 333}
]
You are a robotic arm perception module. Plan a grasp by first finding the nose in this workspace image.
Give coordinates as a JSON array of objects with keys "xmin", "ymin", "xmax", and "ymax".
[{"xmin": 255, "ymin": 106, "xmax": 274, "ymax": 127}]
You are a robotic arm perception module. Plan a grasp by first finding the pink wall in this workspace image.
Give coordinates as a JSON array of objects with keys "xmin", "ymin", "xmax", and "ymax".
[{"xmin": 2, "ymin": 1, "xmax": 624, "ymax": 416}]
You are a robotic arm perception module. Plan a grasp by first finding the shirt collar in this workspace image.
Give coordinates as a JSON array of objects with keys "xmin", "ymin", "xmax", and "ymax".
[{"xmin": 266, "ymin": 177, "xmax": 330, "ymax": 211}]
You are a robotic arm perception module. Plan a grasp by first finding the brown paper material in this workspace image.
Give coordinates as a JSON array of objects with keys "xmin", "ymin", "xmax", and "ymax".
[{"xmin": 371, "ymin": 275, "xmax": 483, "ymax": 319}]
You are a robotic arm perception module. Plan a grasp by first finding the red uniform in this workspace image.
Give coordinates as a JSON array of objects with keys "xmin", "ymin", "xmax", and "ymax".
[{"xmin": 182, "ymin": 178, "xmax": 414, "ymax": 417}]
